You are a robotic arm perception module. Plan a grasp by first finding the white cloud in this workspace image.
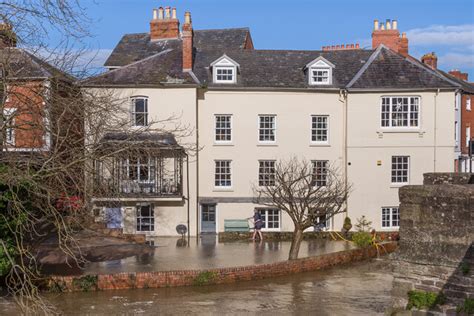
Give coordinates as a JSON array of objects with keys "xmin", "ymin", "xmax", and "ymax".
[
  {"xmin": 406, "ymin": 24, "xmax": 474, "ymax": 46},
  {"xmin": 438, "ymin": 53, "xmax": 474, "ymax": 69}
]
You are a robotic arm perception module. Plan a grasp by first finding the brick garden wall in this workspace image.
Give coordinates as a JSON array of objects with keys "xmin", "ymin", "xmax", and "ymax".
[{"xmin": 48, "ymin": 242, "xmax": 397, "ymax": 292}]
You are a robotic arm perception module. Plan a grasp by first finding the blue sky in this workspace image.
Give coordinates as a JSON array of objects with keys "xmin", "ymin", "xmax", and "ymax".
[{"xmin": 80, "ymin": 0, "xmax": 474, "ymax": 78}]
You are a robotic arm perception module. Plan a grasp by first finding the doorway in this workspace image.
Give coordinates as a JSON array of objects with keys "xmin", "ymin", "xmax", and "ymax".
[{"xmin": 201, "ymin": 203, "xmax": 216, "ymax": 234}]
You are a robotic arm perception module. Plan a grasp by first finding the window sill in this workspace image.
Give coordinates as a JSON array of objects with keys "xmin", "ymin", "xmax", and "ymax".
[
  {"xmin": 213, "ymin": 188, "xmax": 234, "ymax": 192},
  {"xmin": 377, "ymin": 129, "xmax": 423, "ymax": 134},
  {"xmin": 257, "ymin": 143, "xmax": 278, "ymax": 147},
  {"xmin": 380, "ymin": 227, "xmax": 399, "ymax": 230},
  {"xmin": 309, "ymin": 143, "xmax": 330, "ymax": 147},
  {"xmin": 213, "ymin": 142, "xmax": 234, "ymax": 147}
]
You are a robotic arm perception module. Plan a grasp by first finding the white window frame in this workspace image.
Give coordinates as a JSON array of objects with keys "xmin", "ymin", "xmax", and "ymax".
[
  {"xmin": 256, "ymin": 208, "xmax": 281, "ymax": 231},
  {"xmin": 136, "ymin": 204, "xmax": 154, "ymax": 232},
  {"xmin": 381, "ymin": 207, "xmax": 400, "ymax": 229},
  {"xmin": 391, "ymin": 156, "xmax": 410, "ymax": 185},
  {"xmin": 311, "ymin": 115, "xmax": 329, "ymax": 144},
  {"xmin": 3, "ymin": 107, "xmax": 16, "ymax": 145},
  {"xmin": 309, "ymin": 67, "xmax": 331, "ymax": 85},
  {"xmin": 214, "ymin": 114, "xmax": 232, "ymax": 143},
  {"xmin": 381, "ymin": 96, "xmax": 421, "ymax": 129},
  {"xmin": 258, "ymin": 115, "xmax": 276, "ymax": 143},
  {"xmin": 306, "ymin": 57, "xmax": 334, "ymax": 86},
  {"xmin": 214, "ymin": 160, "xmax": 232, "ymax": 188},
  {"xmin": 131, "ymin": 96, "xmax": 149, "ymax": 127},
  {"xmin": 258, "ymin": 160, "xmax": 276, "ymax": 186},
  {"xmin": 467, "ymin": 97, "xmax": 471, "ymax": 111},
  {"xmin": 214, "ymin": 66, "xmax": 236, "ymax": 83},
  {"xmin": 312, "ymin": 160, "xmax": 328, "ymax": 187},
  {"xmin": 122, "ymin": 157, "xmax": 155, "ymax": 184}
]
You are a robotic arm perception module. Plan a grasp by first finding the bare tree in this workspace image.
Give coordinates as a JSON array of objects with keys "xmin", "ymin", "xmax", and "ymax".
[
  {"xmin": 0, "ymin": 2, "xmax": 196, "ymax": 314},
  {"xmin": 253, "ymin": 157, "xmax": 350, "ymax": 260}
]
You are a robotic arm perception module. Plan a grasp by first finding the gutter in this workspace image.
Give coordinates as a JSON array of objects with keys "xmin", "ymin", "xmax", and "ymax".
[
  {"xmin": 339, "ymin": 89, "xmax": 349, "ymax": 227},
  {"xmin": 195, "ymin": 88, "xmax": 200, "ymax": 237}
]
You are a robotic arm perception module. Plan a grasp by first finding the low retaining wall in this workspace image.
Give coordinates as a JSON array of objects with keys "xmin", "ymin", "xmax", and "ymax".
[
  {"xmin": 47, "ymin": 242, "xmax": 397, "ymax": 292},
  {"xmin": 219, "ymin": 231, "xmax": 399, "ymax": 242}
]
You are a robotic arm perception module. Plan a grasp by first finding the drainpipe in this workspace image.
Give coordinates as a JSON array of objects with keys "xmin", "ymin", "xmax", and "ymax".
[
  {"xmin": 186, "ymin": 153, "xmax": 190, "ymax": 242},
  {"xmin": 339, "ymin": 89, "xmax": 349, "ymax": 229},
  {"xmin": 434, "ymin": 89, "xmax": 439, "ymax": 172},
  {"xmin": 195, "ymin": 88, "xmax": 200, "ymax": 238}
]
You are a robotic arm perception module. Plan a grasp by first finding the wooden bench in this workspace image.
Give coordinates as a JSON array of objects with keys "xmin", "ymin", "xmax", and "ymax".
[{"xmin": 224, "ymin": 219, "xmax": 250, "ymax": 232}]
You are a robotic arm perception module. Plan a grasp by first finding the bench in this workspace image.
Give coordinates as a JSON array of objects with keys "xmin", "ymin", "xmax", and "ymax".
[{"xmin": 224, "ymin": 219, "xmax": 250, "ymax": 232}]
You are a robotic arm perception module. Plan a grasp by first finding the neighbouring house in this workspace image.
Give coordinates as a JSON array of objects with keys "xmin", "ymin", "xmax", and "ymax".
[
  {"xmin": 0, "ymin": 23, "xmax": 80, "ymax": 158},
  {"xmin": 419, "ymin": 52, "xmax": 474, "ymax": 172},
  {"xmin": 83, "ymin": 8, "xmax": 459, "ymax": 237}
]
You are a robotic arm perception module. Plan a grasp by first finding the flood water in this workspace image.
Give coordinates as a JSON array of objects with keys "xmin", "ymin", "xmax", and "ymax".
[
  {"xmin": 80, "ymin": 236, "xmax": 355, "ymax": 275},
  {"xmin": 0, "ymin": 258, "xmax": 394, "ymax": 315}
]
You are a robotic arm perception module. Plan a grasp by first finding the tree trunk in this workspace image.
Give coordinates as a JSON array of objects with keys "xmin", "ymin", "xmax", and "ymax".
[{"xmin": 288, "ymin": 227, "xmax": 304, "ymax": 260}]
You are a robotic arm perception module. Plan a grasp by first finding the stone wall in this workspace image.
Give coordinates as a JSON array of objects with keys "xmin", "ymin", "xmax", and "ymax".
[
  {"xmin": 391, "ymin": 173, "xmax": 474, "ymax": 311},
  {"xmin": 48, "ymin": 242, "xmax": 397, "ymax": 292}
]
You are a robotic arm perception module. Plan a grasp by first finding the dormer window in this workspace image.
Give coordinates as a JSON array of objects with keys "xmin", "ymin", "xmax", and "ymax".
[
  {"xmin": 211, "ymin": 54, "xmax": 239, "ymax": 84},
  {"xmin": 311, "ymin": 68, "xmax": 330, "ymax": 84},
  {"xmin": 305, "ymin": 56, "xmax": 335, "ymax": 86},
  {"xmin": 215, "ymin": 67, "xmax": 235, "ymax": 83}
]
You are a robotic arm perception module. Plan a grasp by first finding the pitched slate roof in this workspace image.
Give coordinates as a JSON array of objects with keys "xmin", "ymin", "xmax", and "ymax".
[
  {"xmin": 87, "ymin": 28, "xmax": 458, "ymax": 90},
  {"xmin": 437, "ymin": 70, "xmax": 474, "ymax": 94},
  {"xmin": 0, "ymin": 48, "xmax": 73, "ymax": 81},
  {"xmin": 347, "ymin": 46, "xmax": 455, "ymax": 89},
  {"xmin": 104, "ymin": 28, "xmax": 250, "ymax": 67}
]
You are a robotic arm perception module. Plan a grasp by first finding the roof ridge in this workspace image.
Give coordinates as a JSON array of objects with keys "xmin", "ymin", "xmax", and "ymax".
[
  {"xmin": 195, "ymin": 27, "xmax": 249, "ymax": 32},
  {"xmin": 346, "ymin": 44, "xmax": 385, "ymax": 88}
]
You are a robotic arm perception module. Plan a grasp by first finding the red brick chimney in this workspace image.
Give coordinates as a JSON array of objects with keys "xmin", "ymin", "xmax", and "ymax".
[
  {"xmin": 182, "ymin": 12, "xmax": 193, "ymax": 71},
  {"xmin": 421, "ymin": 52, "xmax": 438, "ymax": 70},
  {"xmin": 372, "ymin": 19, "xmax": 409, "ymax": 57},
  {"xmin": 0, "ymin": 23, "xmax": 17, "ymax": 48},
  {"xmin": 150, "ymin": 7, "xmax": 180, "ymax": 41},
  {"xmin": 449, "ymin": 69, "xmax": 469, "ymax": 81}
]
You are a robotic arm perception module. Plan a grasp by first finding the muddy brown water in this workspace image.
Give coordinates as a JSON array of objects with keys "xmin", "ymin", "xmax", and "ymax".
[{"xmin": 0, "ymin": 258, "xmax": 393, "ymax": 315}]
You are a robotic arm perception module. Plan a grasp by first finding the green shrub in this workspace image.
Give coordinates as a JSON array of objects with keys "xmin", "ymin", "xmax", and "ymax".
[
  {"xmin": 342, "ymin": 217, "xmax": 352, "ymax": 231},
  {"xmin": 406, "ymin": 290, "xmax": 445, "ymax": 310},
  {"xmin": 355, "ymin": 215, "xmax": 372, "ymax": 232},
  {"xmin": 193, "ymin": 271, "xmax": 218, "ymax": 286},
  {"xmin": 72, "ymin": 275, "xmax": 98, "ymax": 292},
  {"xmin": 352, "ymin": 231, "xmax": 372, "ymax": 248},
  {"xmin": 457, "ymin": 298, "xmax": 474, "ymax": 314}
]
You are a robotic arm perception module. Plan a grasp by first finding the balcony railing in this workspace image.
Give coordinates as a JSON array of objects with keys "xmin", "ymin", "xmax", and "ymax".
[{"xmin": 93, "ymin": 155, "xmax": 183, "ymax": 198}]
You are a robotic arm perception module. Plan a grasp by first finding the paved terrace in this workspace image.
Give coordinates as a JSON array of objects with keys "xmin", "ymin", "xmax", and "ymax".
[{"xmin": 81, "ymin": 236, "xmax": 355, "ymax": 275}]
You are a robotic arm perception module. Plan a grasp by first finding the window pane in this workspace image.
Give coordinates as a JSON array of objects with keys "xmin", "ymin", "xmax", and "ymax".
[
  {"xmin": 215, "ymin": 115, "xmax": 232, "ymax": 141},
  {"xmin": 312, "ymin": 160, "xmax": 328, "ymax": 187},
  {"xmin": 311, "ymin": 116, "xmax": 328, "ymax": 142},
  {"xmin": 382, "ymin": 97, "xmax": 419, "ymax": 128},
  {"xmin": 391, "ymin": 156, "xmax": 409, "ymax": 184},
  {"xmin": 215, "ymin": 160, "xmax": 232, "ymax": 187},
  {"xmin": 258, "ymin": 160, "xmax": 275, "ymax": 186},
  {"xmin": 259, "ymin": 115, "xmax": 276, "ymax": 142}
]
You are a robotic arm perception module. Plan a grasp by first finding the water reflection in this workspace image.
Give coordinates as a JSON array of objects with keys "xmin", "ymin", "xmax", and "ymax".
[{"xmin": 73, "ymin": 238, "xmax": 355, "ymax": 275}]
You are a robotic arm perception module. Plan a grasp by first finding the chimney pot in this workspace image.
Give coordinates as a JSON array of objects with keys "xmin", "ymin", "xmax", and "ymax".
[
  {"xmin": 356, "ymin": 43, "xmax": 360, "ymax": 48},
  {"xmin": 184, "ymin": 11, "xmax": 192, "ymax": 24},
  {"xmin": 172, "ymin": 7, "xmax": 177, "ymax": 19},
  {"xmin": 380, "ymin": 23, "xmax": 385, "ymax": 30},
  {"xmin": 392, "ymin": 20, "xmax": 398, "ymax": 30},
  {"xmin": 165, "ymin": 7, "xmax": 171, "ymax": 19},
  {"xmin": 374, "ymin": 19, "xmax": 379, "ymax": 30},
  {"xmin": 386, "ymin": 19, "xmax": 391, "ymax": 30},
  {"xmin": 158, "ymin": 7, "xmax": 164, "ymax": 19},
  {"xmin": 153, "ymin": 9, "xmax": 158, "ymax": 20}
]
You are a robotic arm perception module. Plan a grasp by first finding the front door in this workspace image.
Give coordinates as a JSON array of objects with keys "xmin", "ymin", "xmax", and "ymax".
[
  {"xmin": 201, "ymin": 204, "xmax": 216, "ymax": 233},
  {"xmin": 106, "ymin": 207, "xmax": 122, "ymax": 229}
]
